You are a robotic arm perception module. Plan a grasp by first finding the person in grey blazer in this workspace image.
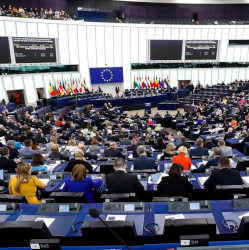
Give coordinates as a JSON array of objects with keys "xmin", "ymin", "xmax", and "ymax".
[{"xmin": 218, "ymin": 139, "xmax": 233, "ymax": 157}]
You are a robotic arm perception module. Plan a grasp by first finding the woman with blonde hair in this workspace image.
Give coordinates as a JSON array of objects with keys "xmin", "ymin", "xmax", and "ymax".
[
  {"xmin": 62, "ymin": 164, "xmax": 103, "ymax": 202},
  {"xmin": 66, "ymin": 139, "xmax": 77, "ymax": 153},
  {"xmin": 9, "ymin": 163, "xmax": 45, "ymax": 204},
  {"xmin": 172, "ymin": 146, "xmax": 191, "ymax": 171},
  {"xmin": 160, "ymin": 142, "xmax": 177, "ymax": 160}
]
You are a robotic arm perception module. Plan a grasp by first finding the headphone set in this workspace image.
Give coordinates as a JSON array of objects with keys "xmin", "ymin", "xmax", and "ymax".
[{"xmin": 222, "ymin": 219, "xmax": 239, "ymax": 232}]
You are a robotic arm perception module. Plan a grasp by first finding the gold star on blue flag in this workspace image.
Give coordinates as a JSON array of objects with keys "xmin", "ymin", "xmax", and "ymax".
[{"xmin": 90, "ymin": 67, "xmax": 123, "ymax": 84}]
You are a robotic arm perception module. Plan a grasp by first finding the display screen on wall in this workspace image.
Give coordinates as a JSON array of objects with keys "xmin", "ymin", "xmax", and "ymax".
[
  {"xmin": 185, "ymin": 40, "xmax": 218, "ymax": 60},
  {"xmin": 229, "ymin": 40, "xmax": 249, "ymax": 46},
  {"xmin": 13, "ymin": 37, "xmax": 57, "ymax": 63},
  {"xmin": 150, "ymin": 40, "xmax": 183, "ymax": 60},
  {"xmin": 0, "ymin": 37, "xmax": 11, "ymax": 64}
]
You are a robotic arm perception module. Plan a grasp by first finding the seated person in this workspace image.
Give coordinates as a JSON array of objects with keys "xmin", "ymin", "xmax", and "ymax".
[
  {"xmin": 46, "ymin": 135, "xmax": 57, "ymax": 151},
  {"xmin": 88, "ymin": 138, "xmax": 100, "ymax": 153},
  {"xmin": 224, "ymin": 127, "xmax": 235, "ymax": 140},
  {"xmin": 204, "ymin": 157, "xmax": 243, "ymax": 191},
  {"xmin": 158, "ymin": 164, "xmax": 193, "ymax": 197},
  {"xmin": 127, "ymin": 139, "xmax": 138, "ymax": 158},
  {"xmin": 19, "ymin": 139, "xmax": 38, "ymax": 158},
  {"xmin": 65, "ymin": 139, "xmax": 78, "ymax": 153},
  {"xmin": 133, "ymin": 145, "xmax": 157, "ymax": 170},
  {"xmin": 189, "ymin": 138, "xmax": 209, "ymax": 158},
  {"xmin": 0, "ymin": 147, "xmax": 17, "ymax": 173},
  {"xmin": 61, "ymin": 164, "xmax": 103, "ymax": 203},
  {"xmin": 64, "ymin": 150, "xmax": 93, "ymax": 172},
  {"xmin": 218, "ymin": 139, "xmax": 233, "ymax": 157},
  {"xmin": 49, "ymin": 144, "xmax": 69, "ymax": 161},
  {"xmin": 31, "ymin": 153, "xmax": 48, "ymax": 173},
  {"xmin": 104, "ymin": 142, "xmax": 123, "ymax": 158},
  {"xmin": 204, "ymin": 136, "xmax": 216, "ymax": 150},
  {"xmin": 9, "ymin": 163, "xmax": 45, "ymax": 204},
  {"xmin": 7, "ymin": 140, "xmax": 19, "ymax": 159},
  {"xmin": 152, "ymin": 137, "xmax": 166, "ymax": 151},
  {"xmin": 192, "ymin": 147, "xmax": 221, "ymax": 173},
  {"xmin": 160, "ymin": 142, "xmax": 177, "ymax": 160},
  {"xmin": 106, "ymin": 158, "xmax": 144, "ymax": 194},
  {"xmin": 172, "ymin": 146, "xmax": 191, "ymax": 171}
]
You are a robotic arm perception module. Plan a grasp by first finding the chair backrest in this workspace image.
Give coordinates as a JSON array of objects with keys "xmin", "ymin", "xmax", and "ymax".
[
  {"xmin": 0, "ymin": 194, "xmax": 26, "ymax": 203},
  {"xmin": 101, "ymin": 193, "xmax": 136, "ymax": 202},
  {"xmin": 49, "ymin": 192, "xmax": 85, "ymax": 203}
]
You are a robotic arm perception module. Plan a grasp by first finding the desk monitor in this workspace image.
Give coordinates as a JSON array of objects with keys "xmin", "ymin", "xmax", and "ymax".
[
  {"xmin": 81, "ymin": 220, "xmax": 137, "ymax": 242},
  {"xmin": 164, "ymin": 218, "xmax": 216, "ymax": 242},
  {"xmin": 0, "ymin": 221, "xmax": 51, "ymax": 246}
]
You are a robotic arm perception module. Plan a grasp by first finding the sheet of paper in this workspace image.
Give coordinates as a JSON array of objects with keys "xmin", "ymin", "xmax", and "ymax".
[
  {"xmin": 40, "ymin": 179, "xmax": 50, "ymax": 185},
  {"xmin": 106, "ymin": 215, "xmax": 127, "ymax": 221},
  {"xmin": 198, "ymin": 176, "xmax": 209, "ymax": 187},
  {"xmin": 190, "ymin": 164, "xmax": 197, "ymax": 170},
  {"xmin": 157, "ymin": 154, "xmax": 163, "ymax": 160},
  {"xmin": 165, "ymin": 214, "xmax": 185, "ymax": 220},
  {"xmin": 59, "ymin": 183, "xmax": 65, "ymax": 190},
  {"xmin": 35, "ymin": 217, "xmax": 55, "ymax": 228}
]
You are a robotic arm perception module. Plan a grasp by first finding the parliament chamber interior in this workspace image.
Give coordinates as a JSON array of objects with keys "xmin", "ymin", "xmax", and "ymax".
[{"xmin": 4, "ymin": 0, "xmax": 249, "ymax": 249}]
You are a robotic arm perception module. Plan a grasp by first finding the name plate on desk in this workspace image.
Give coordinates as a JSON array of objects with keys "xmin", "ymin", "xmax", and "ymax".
[
  {"xmin": 233, "ymin": 198, "xmax": 249, "ymax": 210},
  {"xmin": 0, "ymin": 203, "xmax": 18, "ymax": 213},
  {"xmin": 38, "ymin": 203, "xmax": 81, "ymax": 214},
  {"xmin": 168, "ymin": 201, "xmax": 210, "ymax": 212},
  {"xmin": 103, "ymin": 202, "xmax": 144, "ymax": 213}
]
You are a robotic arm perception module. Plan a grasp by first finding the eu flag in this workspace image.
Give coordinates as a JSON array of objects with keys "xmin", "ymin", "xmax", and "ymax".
[{"xmin": 90, "ymin": 67, "xmax": 123, "ymax": 84}]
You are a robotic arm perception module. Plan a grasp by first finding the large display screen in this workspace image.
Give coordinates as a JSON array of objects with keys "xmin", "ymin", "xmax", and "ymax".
[
  {"xmin": 13, "ymin": 37, "xmax": 57, "ymax": 63},
  {"xmin": 150, "ymin": 40, "xmax": 183, "ymax": 60},
  {"xmin": 185, "ymin": 40, "xmax": 218, "ymax": 60},
  {"xmin": 0, "ymin": 37, "xmax": 11, "ymax": 64}
]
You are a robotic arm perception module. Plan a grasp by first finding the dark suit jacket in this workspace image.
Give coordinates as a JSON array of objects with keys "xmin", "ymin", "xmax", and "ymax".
[
  {"xmin": 158, "ymin": 175, "xmax": 193, "ymax": 197},
  {"xmin": 104, "ymin": 148, "xmax": 124, "ymax": 158},
  {"xmin": 49, "ymin": 151, "xmax": 69, "ymax": 161},
  {"xmin": 106, "ymin": 170, "xmax": 144, "ymax": 194},
  {"xmin": 64, "ymin": 159, "xmax": 93, "ymax": 172},
  {"xmin": 190, "ymin": 146, "xmax": 209, "ymax": 157},
  {"xmin": 204, "ymin": 168, "xmax": 243, "ymax": 190},
  {"xmin": 0, "ymin": 157, "xmax": 17, "ymax": 173},
  {"xmin": 204, "ymin": 142, "xmax": 216, "ymax": 149},
  {"xmin": 133, "ymin": 155, "xmax": 157, "ymax": 170},
  {"xmin": 192, "ymin": 157, "xmax": 220, "ymax": 173}
]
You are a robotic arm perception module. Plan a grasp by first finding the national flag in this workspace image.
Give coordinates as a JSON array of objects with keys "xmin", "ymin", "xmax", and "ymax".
[
  {"xmin": 49, "ymin": 83, "xmax": 56, "ymax": 97},
  {"xmin": 74, "ymin": 79, "xmax": 78, "ymax": 94},
  {"xmin": 55, "ymin": 82, "xmax": 60, "ymax": 96},
  {"xmin": 164, "ymin": 78, "xmax": 171, "ymax": 88},
  {"xmin": 133, "ymin": 77, "xmax": 137, "ymax": 89},
  {"xmin": 154, "ymin": 76, "xmax": 159, "ymax": 88},
  {"xmin": 142, "ymin": 77, "xmax": 146, "ymax": 89},
  {"xmin": 59, "ymin": 81, "xmax": 65, "ymax": 96}
]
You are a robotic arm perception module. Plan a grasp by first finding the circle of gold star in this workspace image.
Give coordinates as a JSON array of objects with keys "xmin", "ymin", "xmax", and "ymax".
[{"xmin": 101, "ymin": 69, "xmax": 113, "ymax": 82}]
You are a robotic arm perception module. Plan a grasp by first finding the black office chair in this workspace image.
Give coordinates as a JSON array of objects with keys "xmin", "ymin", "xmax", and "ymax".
[
  {"xmin": 49, "ymin": 192, "xmax": 85, "ymax": 203},
  {"xmin": 100, "ymin": 193, "xmax": 137, "ymax": 202},
  {"xmin": 99, "ymin": 164, "xmax": 115, "ymax": 174},
  {"xmin": 0, "ymin": 194, "xmax": 26, "ymax": 203}
]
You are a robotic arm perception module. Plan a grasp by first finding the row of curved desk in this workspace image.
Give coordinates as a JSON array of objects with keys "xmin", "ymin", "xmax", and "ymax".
[
  {"xmin": 50, "ymin": 92, "xmax": 179, "ymax": 109},
  {"xmin": 1, "ymin": 201, "xmax": 249, "ymax": 247}
]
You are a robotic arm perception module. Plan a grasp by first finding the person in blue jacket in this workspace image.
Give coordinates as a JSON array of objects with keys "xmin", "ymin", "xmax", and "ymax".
[{"xmin": 62, "ymin": 164, "xmax": 103, "ymax": 202}]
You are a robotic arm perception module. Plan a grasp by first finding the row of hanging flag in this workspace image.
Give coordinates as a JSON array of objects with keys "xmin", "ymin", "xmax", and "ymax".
[
  {"xmin": 49, "ymin": 78, "xmax": 88, "ymax": 97},
  {"xmin": 133, "ymin": 76, "xmax": 171, "ymax": 89}
]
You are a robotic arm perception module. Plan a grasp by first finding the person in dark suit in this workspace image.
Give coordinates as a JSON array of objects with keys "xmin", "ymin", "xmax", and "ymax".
[
  {"xmin": 0, "ymin": 147, "xmax": 17, "ymax": 173},
  {"xmin": 106, "ymin": 158, "xmax": 144, "ymax": 195},
  {"xmin": 133, "ymin": 145, "xmax": 157, "ymax": 170},
  {"xmin": 48, "ymin": 144, "xmax": 69, "ymax": 161},
  {"xmin": 204, "ymin": 157, "xmax": 243, "ymax": 191},
  {"xmin": 104, "ymin": 142, "xmax": 124, "ymax": 158},
  {"xmin": 192, "ymin": 147, "xmax": 221, "ymax": 173},
  {"xmin": 158, "ymin": 164, "xmax": 193, "ymax": 197},
  {"xmin": 204, "ymin": 136, "xmax": 216, "ymax": 150},
  {"xmin": 64, "ymin": 150, "xmax": 92, "ymax": 172},
  {"xmin": 127, "ymin": 139, "xmax": 138, "ymax": 158},
  {"xmin": 189, "ymin": 138, "xmax": 209, "ymax": 158},
  {"xmin": 224, "ymin": 127, "xmax": 235, "ymax": 140}
]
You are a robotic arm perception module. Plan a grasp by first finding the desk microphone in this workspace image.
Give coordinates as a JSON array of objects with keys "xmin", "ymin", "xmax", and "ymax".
[{"xmin": 88, "ymin": 208, "xmax": 131, "ymax": 250}]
